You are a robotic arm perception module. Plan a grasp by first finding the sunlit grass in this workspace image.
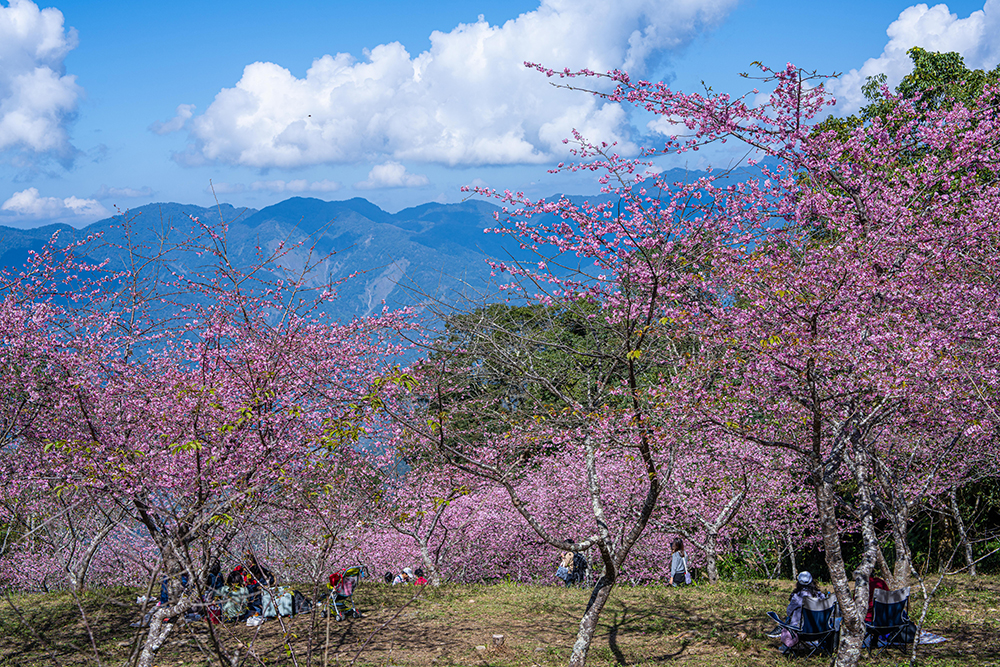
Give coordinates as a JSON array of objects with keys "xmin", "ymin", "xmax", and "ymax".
[{"xmin": 1, "ymin": 575, "xmax": 997, "ymax": 666}]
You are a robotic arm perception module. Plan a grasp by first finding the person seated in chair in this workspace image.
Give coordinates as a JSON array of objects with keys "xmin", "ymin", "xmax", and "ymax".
[
  {"xmin": 772, "ymin": 571, "xmax": 829, "ymax": 650},
  {"xmin": 238, "ymin": 550, "xmax": 275, "ymax": 618},
  {"xmin": 864, "ymin": 572, "xmax": 889, "ymax": 623},
  {"xmin": 786, "ymin": 571, "xmax": 827, "ymax": 628}
]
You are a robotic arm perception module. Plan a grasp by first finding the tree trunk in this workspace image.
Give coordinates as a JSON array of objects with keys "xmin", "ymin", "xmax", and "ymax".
[
  {"xmin": 875, "ymin": 543, "xmax": 892, "ymax": 583},
  {"xmin": 66, "ymin": 520, "xmax": 118, "ymax": 591},
  {"xmin": 136, "ymin": 593, "xmax": 195, "ymax": 667},
  {"xmin": 815, "ymin": 424, "xmax": 883, "ymax": 667},
  {"xmin": 948, "ymin": 487, "xmax": 976, "ymax": 577},
  {"xmin": 814, "ymin": 480, "xmax": 866, "ymax": 667},
  {"xmin": 704, "ymin": 530, "xmax": 719, "ymax": 584},
  {"xmin": 132, "ymin": 503, "xmax": 198, "ymax": 667},
  {"xmin": 785, "ymin": 526, "xmax": 797, "ymax": 580},
  {"xmin": 890, "ymin": 507, "xmax": 913, "ymax": 587},
  {"xmin": 417, "ymin": 539, "xmax": 442, "ymax": 587},
  {"xmin": 569, "ymin": 574, "xmax": 615, "ymax": 667}
]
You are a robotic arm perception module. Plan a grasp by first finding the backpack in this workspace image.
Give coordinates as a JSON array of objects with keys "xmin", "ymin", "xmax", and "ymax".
[{"xmin": 221, "ymin": 586, "xmax": 248, "ymax": 622}]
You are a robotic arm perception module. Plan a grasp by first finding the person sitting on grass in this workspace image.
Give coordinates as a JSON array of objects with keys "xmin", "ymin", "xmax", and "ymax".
[
  {"xmin": 392, "ymin": 567, "xmax": 414, "ymax": 585},
  {"xmin": 206, "ymin": 560, "xmax": 224, "ymax": 598},
  {"xmin": 235, "ymin": 550, "xmax": 274, "ymax": 619},
  {"xmin": 414, "ymin": 568, "xmax": 428, "ymax": 585}
]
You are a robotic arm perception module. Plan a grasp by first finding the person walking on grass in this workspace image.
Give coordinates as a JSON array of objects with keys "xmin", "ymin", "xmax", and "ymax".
[{"xmin": 670, "ymin": 538, "xmax": 690, "ymax": 587}]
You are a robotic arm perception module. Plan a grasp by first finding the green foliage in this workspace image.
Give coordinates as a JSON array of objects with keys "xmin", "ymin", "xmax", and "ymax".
[
  {"xmin": 425, "ymin": 301, "xmax": 691, "ymax": 418},
  {"xmin": 892, "ymin": 47, "xmax": 1000, "ymax": 113},
  {"xmin": 432, "ymin": 302, "xmax": 616, "ymax": 413},
  {"xmin": 716, "ymin": 553, "xmax": 767, "ymax": 582},
  {"xmin": 818, "ymin": 47, "xmax": 1000, "ymax": 141}
]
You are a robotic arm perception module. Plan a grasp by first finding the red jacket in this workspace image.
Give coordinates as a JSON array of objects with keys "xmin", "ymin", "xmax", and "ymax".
[{"xmin": 866, "ymin": 576, "xmax": 889, "ymax": 623}]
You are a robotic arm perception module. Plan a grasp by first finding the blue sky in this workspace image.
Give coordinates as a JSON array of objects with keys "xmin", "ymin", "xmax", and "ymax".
[{"xmin": 1, "ymin": 0, "xmax": 997, "ymax": 228}]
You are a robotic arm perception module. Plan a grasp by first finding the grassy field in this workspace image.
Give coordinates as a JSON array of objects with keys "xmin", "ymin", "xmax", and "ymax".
[{"xmin": 1, "ymin": 575, "xmax": 998, "ymax": 666}]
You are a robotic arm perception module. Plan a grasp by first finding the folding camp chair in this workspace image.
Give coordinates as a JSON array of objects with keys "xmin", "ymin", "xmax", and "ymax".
[
  {"xmin": 865, "ymin": 586, "xmax": 916, "ymax": 656},
  {"xmin": 767, "ymin": 596, "xmax": 840, "ymax": 658}
]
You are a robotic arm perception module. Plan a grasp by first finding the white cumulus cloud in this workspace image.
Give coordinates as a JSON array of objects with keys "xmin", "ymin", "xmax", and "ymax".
[
  {"xmin": 150, "ymin": 103, "xmax": 195, "ymax": 135},
  {"xmin": 355, "ymin": 161, "xmax": 430, "ymax": 189},
  {"xmin": 0, "ymin": 0, "xmax": 81, "ymax": 165},
  {"xmin": 1, "ymin": 187, "xmax": 108, "ymax": 225},
  {"xmin": 173, "ymin": 0, "xmax": 737, "ymax": 169},
  {"xmin": 831, "ymin": 0, "xmax": 1000, "ymax": 114}
]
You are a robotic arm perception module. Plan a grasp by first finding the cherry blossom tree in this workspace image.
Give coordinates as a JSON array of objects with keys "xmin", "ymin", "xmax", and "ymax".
[
  {"xmin": 416, "ymin": 51, "xmax": 1000, "ymax": 666},
  {"xmin": 550, "ymin": 61, "xmax": 1000, "ymax": 666},
  {"xmin": 390, "ymin": 144, "xmax": 727, "ymax": 663},
  {"xmin": 0, "ymin": 213, "xmax": 412, "ymax": 666},
  {"xmin": 372, "ymin": 457, "xmax": 479, "ymax": 587}
]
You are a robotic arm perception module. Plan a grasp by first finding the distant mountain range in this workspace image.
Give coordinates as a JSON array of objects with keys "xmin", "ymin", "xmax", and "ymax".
[
  {"xmin": 0, "ymin": 197, "xmax": 537, "ymax": 322},
  {"xmin": 0, "ymin": 163, "xmax": 766, "ymax": 321}
]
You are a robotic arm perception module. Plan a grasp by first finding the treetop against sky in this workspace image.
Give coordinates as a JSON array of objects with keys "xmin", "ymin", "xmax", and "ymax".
[{"xmin": 0, "ymin": 0, "xmax": 997, "ymax": 228}]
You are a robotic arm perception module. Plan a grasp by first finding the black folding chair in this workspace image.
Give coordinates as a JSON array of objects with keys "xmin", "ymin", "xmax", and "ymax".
[
  {"xmin": 767, "ymin": 595, "xmax": 840, "ymax": 658},
  {"xmin": 865, "ymin": 586, "xmax": 916, "ymax": 656}
]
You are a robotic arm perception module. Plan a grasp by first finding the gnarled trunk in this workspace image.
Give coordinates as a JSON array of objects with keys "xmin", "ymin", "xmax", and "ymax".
[
  {"xmin": 812, "ymin": 427, "xmax": 881, "ymax": 667},
  {"xmin": 65, "ymin": 520, "xmax": 118, "ymax": 592},
  {"xmin": 703, "ymin": 530, "xmax": 719, "ymax": 584},
  {"xmin": 570, "ymin": 548, "xmax": 616, "ymax": 667},
  {"xmin": 570, "ymin": 578, "xmax": 614, "ymax": 667},
  {"xmin": 891, "ymin": 523, "xmax": 913, "ymax": 587},
  {"xmin": 136, "ymin": 593, "xmax": 196, "ymax": 667},
  {"xmin": 417, "ymin": 537, "xmax": 443, "ymax": 587}
]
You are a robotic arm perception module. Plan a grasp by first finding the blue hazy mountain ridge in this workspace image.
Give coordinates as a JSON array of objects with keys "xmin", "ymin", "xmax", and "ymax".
[
  {"xmin": 0, "ymin": 198, "xmax": 527, "ymax": 321},
  {"xmin": 1, "ymin": 158, "xmax": 765, "ymax": 321},
  {"xmin": 0, "ymin": 203, "xmax": 254, "ymax": 275},
  {"xmin": 227, "ymin": 197, "xmax": 523, "ymax": 318}
]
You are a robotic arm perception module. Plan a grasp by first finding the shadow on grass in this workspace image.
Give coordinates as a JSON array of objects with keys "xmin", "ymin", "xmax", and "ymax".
[{"xmin": 1, "ymin": 587, "xmax": 141, "ymax": 665}]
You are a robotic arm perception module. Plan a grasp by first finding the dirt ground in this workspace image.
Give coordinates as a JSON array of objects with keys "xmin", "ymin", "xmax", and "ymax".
[{"xmin": 2, "ymin": 575, "xmax": 998, "ymax": 666}]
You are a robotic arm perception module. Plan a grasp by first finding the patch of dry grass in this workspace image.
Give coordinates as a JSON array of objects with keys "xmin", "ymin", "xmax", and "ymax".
[{"xmin": 1, "ymin": 575, "xmax": 998, "ymax": 666}]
